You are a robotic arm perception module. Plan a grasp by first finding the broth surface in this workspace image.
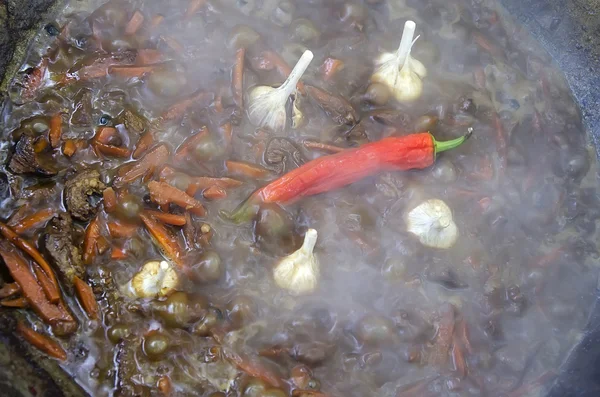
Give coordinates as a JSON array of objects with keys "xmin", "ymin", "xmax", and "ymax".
[{"xmin": 1, "ymin": 0, "xmax": 599, "ymax": 396}]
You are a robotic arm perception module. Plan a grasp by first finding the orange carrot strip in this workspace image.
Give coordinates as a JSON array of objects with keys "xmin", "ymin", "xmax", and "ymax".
[
  {"xmin": 133, "ymin": 131, "xmax": 154, "ymax": 159},
  {"xmin": 151, "ymin": 14, "xmax": 164, "ymax": 28},
  {"xmin": 94, "ymin": 141, "xmax": 132, "ymax": 158},
  {"xmin": 115, "ymin": 144, "xmax": 170, "ymax": 187},
  {"xmin": 451, "ymin": 341, "xmax": 467, "ymax": 377},
  {"xmin": 12, "ymin": 208, "xmax": 55, "ymax": 234},
  {"xmin": 1, "ymin": 297, "xmax": 29, "ymax": 307},
  {"xmin": 232, "ymin": 48, "xmax": 245, "ymax": 109},
  {"xmin": 203, "ymin": 185, "xmax": 227, "ymax": 200},
  {"xmin": 32, "ymin": 265, "xmax": 60, "ymax": 305},
  {"xmin": 139, "ymin": 213, "xmax": 184, "ymax": 268},
  {"xmin": 0, "ymin": 222, "xmax": 61, "ymax": 303},
  {"xmin": 185, "ymin": 0, "xmax": 206, "ymax": 18},
  {"xmin": 111, "ymin": 246, "xmax": 127, "ymax": 260},
  {"xmin": 219, "ymin": 121, "xmax": 233, "ymax": 147},
  {"xmin": 0, "ymin": 283, "xmax": 21, "ymax": 299},
  {"xmin": 136, "ymin": 49, "xmax": 166, "ymax": 65},
  {"xmin": 158, "ymin": 375, "xmax": 172, "ymax": 396},
  {"xmin": 62, "ymin": 139, "xmax": 77, "ymax": 157},
  {"xmin": 161, "ymin": 35, "xmax": 184, "ymax": 54},
  {"xmin": 148, "ymin": 181, "xmax": 206, "ymax": 216},
  {"xmin": 125, "ymin": 10, "xmax": 145, "ymax": 35},
  {"xmin": 225, "ymin": 160, "xmax": 271, "ymax": 179},
  {"xmin": 303, "ymin": 139, "xmax": 345, "ymax": 153},
  {"xmin": 0, "ymin": 247, "xmax": 73, "ymax": 330},
  {"xmin": 103, "ymin": 188, "xmax": 117, "ymax": 213},
  {"xmin": 107, "ymin": 221, "xmax": 139, "ymax": 238},
  {"xmin": 161, "ymin": 92, "xmax": 214, "ymax": 122},
  {"xmin": 109, "ymin": 65, "xmax": 156, "ymax": 78},
  {"xmin": 224, "ymin": 350, "xmax": 285, "ymax": 389},
  {"xmin": 83, "ymin": 217, "xmax": 102, "ymax": 265},
  {"xmin": 73, "ymin": 276, "xmax": 98, "ymax": 320},
  {"xmin": 320, "ymin": 57, "xmax": 345, "ymax": 81},
  {"xmin": 94, "ymin": 126, "xmax": 118, "ymax": 144},
  {"xmin": 174, "ymin": 126, "xmax": 209, "ymax": 160},
  {"xmin": 49, "ymin": 114, "xmax": 62, "ymax": 148},
  {"xmin": 144, "ymin": 210, "xmax": 187, "ymax": 226},
  {"xmin": 16, "ymin": 321, "xmax": 67, "ymax": 361}
]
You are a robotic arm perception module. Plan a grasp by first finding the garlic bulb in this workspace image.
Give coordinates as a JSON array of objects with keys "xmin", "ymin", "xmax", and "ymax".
[
  {"xmin": 247, "ymin": 50, "xmax": 314, "ymax": 131},
  {"xmin": 406, "ymin": 199, "xmax": 458, "ymax": 249},
  {"xmin": 273, "ymin": 228, "xmax": 319, "ymax": 294},
  {"xmin": 126, "ymin": 260, "xmax": 179, "ymax": 299},
  {"xmin": 372, "ymin": 20, "xmax": 427, "ymax": 103}
]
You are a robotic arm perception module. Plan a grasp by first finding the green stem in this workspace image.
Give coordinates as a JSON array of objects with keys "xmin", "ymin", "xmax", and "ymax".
[
  {"xmin": 433, "ymin": 127, "xmax": 473, "ymax": 156},
  {"xmin": 219, "ymin": 192, "xmax": 263, "ymax": 224}
]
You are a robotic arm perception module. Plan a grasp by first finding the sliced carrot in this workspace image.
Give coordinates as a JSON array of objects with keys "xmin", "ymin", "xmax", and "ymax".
[
  {"xmin": 94, "ymin": 126, "xmax": 118, "ymax": 144},
  {"xmin": 320, "ymin": 57, "xmax": 345, "ymax": 81},
  {"xmin": 148, "ymin": 181, "xmax": 206, "ymax": 216},
  {"xmin": 144, "ymin": 210, "xmax": 187, "ymax": 226},
  {"xmin": 187, "ymin": 176, "xmax": 242, "ymax": 196},
  {"xmin": 139, "ymin": 213, "xmax": 185, "ymax": 268},
  {"xmin": 94, "ymin": 141, "xmax": 132, "ymax": 158},
  {"xmin": 17, "ymin": 321, "xmax": 67, "ymax": 361},
  {"xmin": 49, "ymin": 114, "xmax": 62, "ymax": 148},
  {"xmin": 62, "ymin": 139, "xmax": 77, "ymax": 157},
  {"xmin": 133, "ymin": 131, "xmax": 154, "ymax": 159},
  {"xmin": 0, "ymin": 222, "xmax": 61, "ymax": 304},
  {"xmin": 111, "ymin": 246, "xmax": 127, "ymax": 260},
  {"xmin": 161, "ymin": 35, "xmax": 184, "ymax": 54},
  {"xmin": 12, "ymin": 208, "xmax": 55, "ymax": 234},
  {"xmin": 151, "ymin": 14, "xmax": 165, "ymax": 28},
  {"xmin": 232, "ymin": 48, "xmax": 245, "ymax": 109},
  {"xmin": 1, "ymin": 297, "xmax": 28, "ymax": 307},
  {"xmin": 157, "ymin": 375, "xmax": 172, "ymax": 396},
  {"xmin": 83, "ymin": 217, "xmax": 102, "ymax": 265},
  {"xmin": 125, "ymin": 10, "xmax": 145, "ymax": 35},
  {"xmin": 32, "ymin": 265, "xmax": 60, "ymax": 305},
  {"xmin": 115, "ymin": 144, "xmax": 170, "ymax": 187},
  {"xmin": 0, "ymin": 283, "xmax": 20, "ymax": 299},
  {"xmin": 109, "ymin": 65, "xmax": 156, "ymax": 78},
  {"xmin": 225, "ymin": 160, "xmax": 271, "ymax": 179},
  {"xmin": 161, "ymin": 92, "xmax": 214, "ymax": 122},
  {"xmin": 203, "ymin": 185, "xmax": 227, "ymax": 200},
  {"xmin": 185, "ymin": 0, "xmax": 206, "ymax": 18},
  {"xmin": 136, "ymin": 49, "xmax": 166, "ymax": 66},
  {"xmin": 73, "ymin": 276, "xmax": 99, "ymax": 320},
  {"xmin": 0, "ymin": 247, "xmax": 73, "ymax": 331},
  {"xmin": 107, "ymin": 221, "xmax": 139, "ymax": 238},
  {"xmin": 103, "ymin": 188, "xmax": 117, "ymax": 213},
  {"xmin": 174, "ymin": 126, "xmax": 209, "ymax": 161},
  {"xmin": 303, "ymin": 139, "xmax": 345, "ymax": 153}
]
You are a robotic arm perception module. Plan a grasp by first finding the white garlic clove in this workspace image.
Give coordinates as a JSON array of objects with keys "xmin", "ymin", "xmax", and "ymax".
[
  {"xmin": 406, "ymin": 199, "xmax": 458, "ymax": 249},
  {"xmin": 273, "ymin": 228, "xmax": 320, "ymax": 294},
  {"xmin": 127, "ymin": 260, "xmax": 179, "ymax": 299}
]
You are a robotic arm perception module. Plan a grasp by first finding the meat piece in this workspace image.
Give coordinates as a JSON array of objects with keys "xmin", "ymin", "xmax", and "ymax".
[
  {"xmin": 118, "ymin": 108, "xmax": 147, "ymax": 135},
  {"xmin": 115, "ymin": 340, "xmax": 148, "ymax": 396},
  {"xmin": 8, "ymin": 135, "xmax": 58, "ymax": 176},
  {"xmin": 70, "ymin": 90, "xmax": 93, "ymax": 127},
  {"xmin": 64, "ymin": 169, "xmax": 106, "ymax": 221},
  {"xmin": 44, "ymin": 213, "xmax": 84, "ymax": 293}
]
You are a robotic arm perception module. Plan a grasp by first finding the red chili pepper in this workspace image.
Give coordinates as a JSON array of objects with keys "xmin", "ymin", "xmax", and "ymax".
[{"xmin": 222, "ymin": 130, "xmax": 472, "ymax": 223}]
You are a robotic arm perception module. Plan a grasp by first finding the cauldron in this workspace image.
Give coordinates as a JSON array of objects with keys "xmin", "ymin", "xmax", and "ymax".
[{"xmin": 0, "ymin": 1, "xmax": 598, "ymax": 396}]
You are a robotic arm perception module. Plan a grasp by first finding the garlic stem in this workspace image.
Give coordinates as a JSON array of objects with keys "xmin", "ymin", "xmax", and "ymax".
[
  {"xmin": 396, "ymin": 20, "xmax": 416, "ymax": 64},
  {"xmin": 300, "ymin": 228, "xmax": 318, "ymax": 252},
  {"xmin": 278, "ymin": 50, "xmax": 314, "ymax": 98}
]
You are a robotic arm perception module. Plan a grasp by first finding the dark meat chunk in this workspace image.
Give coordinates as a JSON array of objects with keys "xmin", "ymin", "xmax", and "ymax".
[
  {"xmin": 115, "ymin": 340, "xmax": 149, "ymax": 397},
  {"xmin": 64, "ymin": 169, "xmax": 106, "ymax": 221},
  {"xmin": 44, "ymin": 213, "xmax": 84, "ymax": 292},
  {"xmin": 264, "ymin": 137, "xmax": 306, "ymax": 174},
  {"xmin": 70, "ymin": 89, "xmax": 93, "ymax": 127},
  {"xmin": 118, "ymin": 108, "xmax": 147, "ymax": 135},
  {"xmin": 305, "ymin": 85, "xmax": 357, "ymax": 126},
  {"xmin": 8, "ymin": 135, "xmax": 58, "ymax": 176}
]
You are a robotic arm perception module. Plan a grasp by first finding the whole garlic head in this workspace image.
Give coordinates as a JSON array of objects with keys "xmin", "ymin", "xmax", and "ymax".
[
  {"xmin": 372, "ymin": 20, "xmax": 427, "ymax": 103},
  {"xmin": 406, "ymin": 199, "xmax": 458, "ymax": 249},
  {"xmin": 247, "ymin": 50, "xmax": 313, "ymax": 131},
  {"xmin": 126, "ymin": 260, "xmax": 179, "ymax": 299},
  {"xmin": 273, "ymin": 228, "xmax": 320, "ymax": 294}
]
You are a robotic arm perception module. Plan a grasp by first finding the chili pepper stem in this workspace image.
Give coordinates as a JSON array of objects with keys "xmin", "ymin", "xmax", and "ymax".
[
  {"xmin": 219, "ymin": 193, "xmax": 263, "ymax": 224},
  {"xmin": 433, "ymin": 127, "xmax": 473, "ymax": 156}
]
